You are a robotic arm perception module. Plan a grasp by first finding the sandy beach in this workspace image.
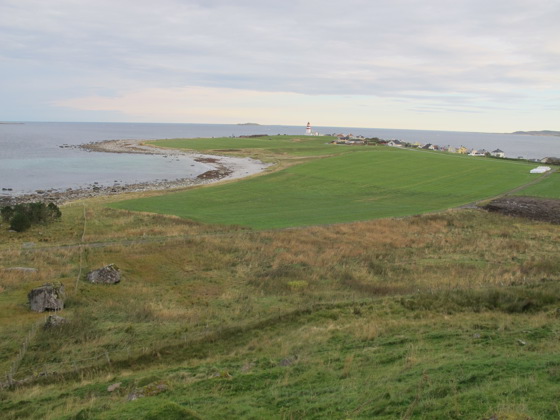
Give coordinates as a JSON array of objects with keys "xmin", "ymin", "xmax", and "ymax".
[{"xmin": 0, "ymin": 140, "xmax": 270, "ymax": 206}]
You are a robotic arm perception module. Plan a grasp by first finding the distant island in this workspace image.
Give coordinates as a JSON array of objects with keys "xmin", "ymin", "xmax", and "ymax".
[
  {"xmin": 237, "ymin": 122, "xmax": 260, "ymax": 126},
  {"xmin": 512, "ymin": 130, "xmax": 560, "ymax": 137}
]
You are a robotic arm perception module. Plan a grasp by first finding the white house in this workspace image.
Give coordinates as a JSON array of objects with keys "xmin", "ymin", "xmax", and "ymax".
[
  {"xmin": 387, "ymin": 140, "xmax": 403, "ymax": 147},
  {"xmin": 469, "ymin": 149, "xmax": 485, "ymax": 156}
]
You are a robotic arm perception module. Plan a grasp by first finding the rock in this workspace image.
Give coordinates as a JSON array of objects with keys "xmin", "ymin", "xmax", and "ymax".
[
  {"xmin": 279, "ymin": 357, "xmax": 296, "ymax": 367},
  {"xmin": 484, "ymin": 197, "xmax": 560, "ymax": 224},
  {"xmin": 211, "ymin": 371, "xmax": 232, "ymax": 379},
  {"xmin": 4, "ymin": 267, "xmax": 38, "ymax": 273},
  {"xmin": 28, "ymin": 283, "xmax": 65, "ymax": 312},
  {"xmin": 87, "ymin": 264, "xmax": 121, "ymax": 284},
  {"xmin": 240, "ymin": 362, "xmax": 255, "ymax": 373},
  {"xmin": 107, "ymin": 382, "xmax": 122, "ymax": 392},
  {"xmin": 44, "ymin": 315, "xmax": 66, "ymax": 328},
  {"xmin": 127, "ymin": 381, "xmax": 168, "ymax": 401}
]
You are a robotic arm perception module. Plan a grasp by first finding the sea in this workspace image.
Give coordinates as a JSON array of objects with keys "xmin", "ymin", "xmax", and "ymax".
[{"xmin": 1, "ymin": 122, "xmax": 559, "ymax": 196}]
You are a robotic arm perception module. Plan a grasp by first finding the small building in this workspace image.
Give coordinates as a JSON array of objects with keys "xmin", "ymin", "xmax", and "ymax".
[
  {"xmin": 387, "ymin": 140, "xmax": 403, "ymax": 147},
  {"xmin": 491, "ymin": 149, "xmax": 505, "ymax": 158},
  {"xmin": 469, "ymin": 149, "xmax": 485, "ymax": 156},
  {"xmin": 457, "ymin": 146, "xmax": 469, "ymax": 154},
  {"xmin": 541, "ymin": 157, "xmax": 560, "ymax": 164}
]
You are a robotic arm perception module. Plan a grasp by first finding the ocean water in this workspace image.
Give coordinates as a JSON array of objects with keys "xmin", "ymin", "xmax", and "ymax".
[{"xmin": 1, "ymin": 122, "xmax": 559, "ymax": 196}]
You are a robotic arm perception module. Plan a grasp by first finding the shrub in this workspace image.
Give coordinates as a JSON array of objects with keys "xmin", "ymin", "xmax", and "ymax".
[
  {"xmin": 47, "ymin": 202, "xmax": 62, "ymax": 219},
  {"xmin": 1, "ymin": 205, "xmax": 14, "ymax": 222},
  {"xmin": 9, "ymin": 212, "xmax": 32, "ymax": 232},
  {"xmin": 1, "ymin": 201, "xmax": 61, "ymax": 232}
]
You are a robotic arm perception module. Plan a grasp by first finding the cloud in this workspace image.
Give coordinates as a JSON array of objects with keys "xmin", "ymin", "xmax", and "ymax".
[
  {"xmin": 1, "ymin": 0, "xmax": 559, "ymax": 129},
  {"xmin": 54, "ymin": 86, "xmax": 342, "ymax": 124}
]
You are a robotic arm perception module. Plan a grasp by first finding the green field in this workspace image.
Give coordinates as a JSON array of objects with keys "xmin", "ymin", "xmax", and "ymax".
[
  {"xmin": 113, "ymin": 144, "xmax": 535, "ymax": 229},
  {"xmin": 147, "ymin": 135, "xmax": 343, "ymax": 158},
  {"xmin": 515, "ymin": 171, "xmax": 560, "ymax": 198}
]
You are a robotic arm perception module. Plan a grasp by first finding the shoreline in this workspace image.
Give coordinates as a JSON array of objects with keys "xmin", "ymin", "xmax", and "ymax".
[{"xmin": 0, "ymin": 139, "xmax": 271, "ymax": 207}]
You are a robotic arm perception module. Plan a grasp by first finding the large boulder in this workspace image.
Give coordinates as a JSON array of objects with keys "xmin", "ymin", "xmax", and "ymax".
[
  {"xmin": 87, "ymin": 264, "xmax": 121, "ymax": 284},
  {"xmin": 28, "ymin": 283, "xmax": 65, "ymax": 312}
]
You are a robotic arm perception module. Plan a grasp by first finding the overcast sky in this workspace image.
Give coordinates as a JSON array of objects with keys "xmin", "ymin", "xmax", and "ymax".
[{"xmin": 1, "ymin": 0, "xmax": 559, "ymax": 131}]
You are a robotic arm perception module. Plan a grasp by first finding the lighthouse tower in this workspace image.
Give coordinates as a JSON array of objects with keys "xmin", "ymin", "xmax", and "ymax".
[{"xmin": 306, "ymin": 122, "xmax": 312, "ymax": 135}]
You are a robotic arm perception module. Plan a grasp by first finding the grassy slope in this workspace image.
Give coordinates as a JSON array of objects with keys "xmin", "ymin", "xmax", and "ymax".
[
  {"xmin": 1, "ymin": 200, "xmax": 560, "ymax": 419},
  {"xmin": 112, "ymin": 146, "xmax": 535, "ymax": 229}
]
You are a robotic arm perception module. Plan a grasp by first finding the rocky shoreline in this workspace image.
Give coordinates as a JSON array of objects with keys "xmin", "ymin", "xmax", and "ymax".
[{"xmin": 0, "ymin": 139, "xmax": 270, "ymax": 207}]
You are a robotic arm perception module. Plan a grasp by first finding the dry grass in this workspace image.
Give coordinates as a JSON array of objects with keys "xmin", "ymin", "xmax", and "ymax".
[{"xmin": 1, "ymin": 193, "xmax": 560, "ymax": 392}]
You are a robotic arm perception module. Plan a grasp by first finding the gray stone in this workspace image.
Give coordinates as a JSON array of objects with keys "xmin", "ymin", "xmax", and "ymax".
[
  {"xmin": 127, "ymin": 381, "xmax": 168, "ymax": 401},
  {"xmin": 44, "ymin": 315, "xmax": 66, "ymax": 328},
  {"xmin": 4, "ymin": 267, "xmax": 38, "ymax": 273},
  {"xmin": 107, "ymin": 382, "xmax": 122, "ymax": 392},
  {"xmin": 87, "ymin": 264, "xmax": 121, "ymax": 284},
  {"xmin": 28, "ymin": 283, "xmax": 65, "ymax": 312},
  {"xmin": 279, "ymin": 357, "xmax": 296, "ymax": 367}
]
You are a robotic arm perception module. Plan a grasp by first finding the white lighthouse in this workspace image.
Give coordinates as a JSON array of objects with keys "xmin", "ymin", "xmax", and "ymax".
[{"xmin": 306, "ymin": 122, "xmax": 311, "ymax": 135}]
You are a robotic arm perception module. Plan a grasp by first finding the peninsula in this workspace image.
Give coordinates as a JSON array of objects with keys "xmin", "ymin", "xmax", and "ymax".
[{"xmin": 512, "ymin": 130, "xmax": 560, "ymax": 137}]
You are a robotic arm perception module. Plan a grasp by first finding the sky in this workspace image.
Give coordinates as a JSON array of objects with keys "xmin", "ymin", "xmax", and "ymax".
[{"xmin": 1, "ymin": 0, "xmax": 559, "ymax": 132}]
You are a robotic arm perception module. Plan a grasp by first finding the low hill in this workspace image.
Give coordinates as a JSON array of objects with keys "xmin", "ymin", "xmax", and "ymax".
[{"xmin": 512, "ymin": 130, "xmax": 560, "ymax": 137}]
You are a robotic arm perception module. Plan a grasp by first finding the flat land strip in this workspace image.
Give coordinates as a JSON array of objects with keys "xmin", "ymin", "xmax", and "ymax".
[
  {"xmin": 114, "ymin": 137, "xmax": 538, "ymax": 229},
  {"xmin": 146, "ymin": 135, "xmax": 343, "ymax": 159}
]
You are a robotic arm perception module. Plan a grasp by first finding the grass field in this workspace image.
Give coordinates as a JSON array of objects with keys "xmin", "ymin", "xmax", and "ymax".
[
  {"xmin": 514, "ymin": 171, "xmax": 560, "ymax": 199},
  {"xmin": 146, "ymin": 135, "xmax": 344, "ymax": 160},
  {"xmin": 112, "ymin": 144, "xmax": 536, "ymax": 229}
]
